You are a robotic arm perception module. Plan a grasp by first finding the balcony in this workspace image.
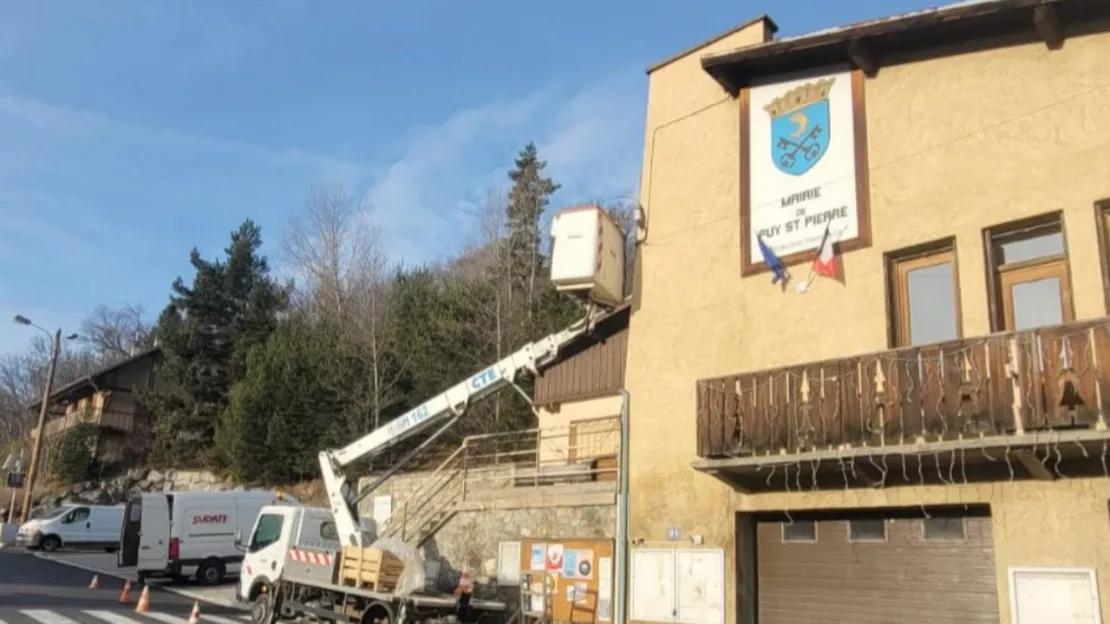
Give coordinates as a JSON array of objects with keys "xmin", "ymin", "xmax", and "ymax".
[
  {"xmin": 693, "ymin": 318, "xmax": 1110, "ymax": 491},
  {"xmin": 31, "ymin": 407, "xmax": 139, "ymax": 440}
]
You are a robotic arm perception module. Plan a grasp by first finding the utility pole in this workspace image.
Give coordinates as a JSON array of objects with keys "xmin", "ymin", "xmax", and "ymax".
[
  {"xmin": 21, "ymin": 328, "xmax": 61, "ymax": 523},
  {"xmin": 13, "ymin": 315, "xmax": 77, "ymax": 524}
]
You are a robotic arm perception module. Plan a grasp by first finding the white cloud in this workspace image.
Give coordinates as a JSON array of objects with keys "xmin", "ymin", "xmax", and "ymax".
[
  {"xmin": 0, "ymin": 68, "xmax": 647, "ymax": 357},
  {"xmin": 355, "ymin": 71, "xmax": 646, "ymax": 266},
  {"xmin": 0, "ymin": 94, "xmax": 368, "ymax": 181}
]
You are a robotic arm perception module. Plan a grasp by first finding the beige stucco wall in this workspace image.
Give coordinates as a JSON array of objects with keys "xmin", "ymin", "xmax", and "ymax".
[{"xmin": 627, "ymin": 19, "xmax": 1110, "ymax": 624}]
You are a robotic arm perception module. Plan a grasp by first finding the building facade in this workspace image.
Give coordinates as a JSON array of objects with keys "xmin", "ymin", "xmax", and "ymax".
[
  {"xmin": 624, "ymin": 1, "xmax": 1110, "ymax": 623},
  {"xmin": 30, "ymin": 347, "xmax": 162, "ymax": 473},
  {"xmin": 533, "ymin": 301, "xmax": 628, "ymax": 480}
]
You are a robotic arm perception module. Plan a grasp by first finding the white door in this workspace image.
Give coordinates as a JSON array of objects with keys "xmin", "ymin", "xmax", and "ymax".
[
  {"xmin": 60, "ymin": 506, "xmax": 91, "ymax": 544},
  {"xmin": 138, "ymin": 495, "xmax": 171, "ymax": 572},
  {"xmin": 247, "ymin": 511, "xmax": 291, "ymax": 580},
  {"xmin": 1011, "ymin": 568, "xmax": 1102, "ymax": 624}
]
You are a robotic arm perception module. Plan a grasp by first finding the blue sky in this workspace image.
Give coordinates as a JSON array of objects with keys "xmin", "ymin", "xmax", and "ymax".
[{"xmin": 0, "ymin": 0, "xmax": 941, "ymax": 355}]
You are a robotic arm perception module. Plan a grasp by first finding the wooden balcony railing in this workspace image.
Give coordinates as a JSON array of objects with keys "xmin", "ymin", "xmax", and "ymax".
[
  {"xmin": 31, "ymin": 407, "xmax": 139, "ymax": 440},
  {"xmin": 696, "ymin": 318, "xmax": 1110, "ymax": 459}
]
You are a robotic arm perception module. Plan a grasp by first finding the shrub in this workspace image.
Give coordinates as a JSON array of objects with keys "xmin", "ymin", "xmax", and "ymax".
[{"xmin": 52, "ymin": 423, "xmax": 100, "ymax": 483}]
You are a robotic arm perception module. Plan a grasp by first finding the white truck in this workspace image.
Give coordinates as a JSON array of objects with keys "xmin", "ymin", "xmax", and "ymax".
[{"xmin": 236, "ymin": 205, "xmax": 625, "ymax": 624}]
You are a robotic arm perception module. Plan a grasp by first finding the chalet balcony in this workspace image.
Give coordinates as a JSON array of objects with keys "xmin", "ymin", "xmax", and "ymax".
[
  {"xmin": 693, "ymin": 318, "xmax": 1110, "ymax": 491},
  {"xmin": 31, "ymin": 407, "xmax": 139, "ymax": 440}
]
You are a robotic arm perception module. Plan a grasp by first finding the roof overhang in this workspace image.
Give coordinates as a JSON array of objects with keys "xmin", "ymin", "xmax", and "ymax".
[
  {"xmin": 27, "ymin": 346, "xmax": 163, "ymax": 411},
  {"xmin": 701, "ymin": 0, "xmax": 1110, "ymax": 95}
]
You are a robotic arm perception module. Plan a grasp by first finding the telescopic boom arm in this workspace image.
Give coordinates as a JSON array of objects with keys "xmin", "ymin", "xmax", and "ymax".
[{"xmin": 319, "ymin": 312, "xmax": 599, "ymax": 547}]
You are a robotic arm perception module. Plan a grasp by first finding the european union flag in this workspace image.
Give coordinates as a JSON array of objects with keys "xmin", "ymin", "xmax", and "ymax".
[{"xmin": 757, "ymin": 236, "xmax": 788, "ymax": 285}]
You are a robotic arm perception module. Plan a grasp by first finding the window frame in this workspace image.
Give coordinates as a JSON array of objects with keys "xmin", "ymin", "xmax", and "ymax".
[
  {"xmin": 885, "ymin": 237, "xmax": 963, "ymax": 348},
  {"xmin": 780, "ymin": 520, "xmax": 817, "ymax": 543},
  {"xmin": 922, "ymin": 516, "xmax": 967, "ymax": 542},
  {"xmin": 249, "ymin": 513, "xmax": 285, "ymax": 553},
  {"xmin": 1095, "ymin": 199, "xmax": 1110, "ymax": 315},
  {"xmin": 846, "ymin": 518, "xmax": 887, "ymax": 543},
  {"xmin": 319, "ymin": 521, "xmax": 339, "ymax": 541},
  {"xmin": 983, "ymin": 212, "xmax": 1074, "ymax": 332}
]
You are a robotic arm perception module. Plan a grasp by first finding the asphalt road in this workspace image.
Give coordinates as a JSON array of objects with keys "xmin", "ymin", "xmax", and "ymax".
[{"xmin": 0, "ymin": 548, "xmax": 253, "ymax": 624}]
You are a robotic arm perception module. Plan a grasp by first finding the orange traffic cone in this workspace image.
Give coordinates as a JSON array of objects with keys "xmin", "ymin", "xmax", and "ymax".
[
  {"xmin": 134, "ymin": 585, "xmax": 151, "ymax": 613},
  {"xmin": 188, "ymin": 601, "xmax": 201, "ymax": 624},
  {"xmin": 119, "ymin": 579, "xmax": 132, "ymax": 604},
  {"xmin": 89, "ymin": 574, "xmax": 100, "ymax": 589}
]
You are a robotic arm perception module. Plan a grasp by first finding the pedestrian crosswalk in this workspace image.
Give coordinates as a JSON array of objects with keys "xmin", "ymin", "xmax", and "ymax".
[{"xmin": 0, "ymin": 610, "xmax": 253, "ymax": 624}]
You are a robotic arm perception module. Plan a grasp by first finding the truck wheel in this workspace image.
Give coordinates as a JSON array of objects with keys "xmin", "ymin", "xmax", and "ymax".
[
  {"xmin": 196, "ymin": 559, "xmax": 226, "ymax": 586},
  {"xmin": 251, "ymin": 592, "xmax": 276, "ymax": 624},
  {"xmin": 361, "ymin": 604, "xmax": 392, "ymax": 624},
  {"xmin": 40, "ymin": 535, "xmax": 62, "ymax": 552}
]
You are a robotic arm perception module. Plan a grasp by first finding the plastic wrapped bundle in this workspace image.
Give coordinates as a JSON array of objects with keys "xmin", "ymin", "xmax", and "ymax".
[{"xmin": 369, "ymin": 536, "xmax": 427, "ymax": 596}]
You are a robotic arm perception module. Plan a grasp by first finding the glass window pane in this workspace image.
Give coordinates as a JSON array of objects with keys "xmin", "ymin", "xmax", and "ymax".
[
  {"xmin": 924, "ymin": 517, "xmax": 966, "ymax": 540},
  {"xmin": 849, "ymin": 519, "xmax": 885, "ymax": 541},
  {"xmin": 250, "ymin": 514, "xmax": 285, "ymax": 552},
  {"xmin": 782, "ymin": 521, "xmax": 816, "ymax": 542},
  {"xmin": 1011, "ymin": 278, "xmax": 1063, "ymax": 330},
  {"xmin": 906, "ymin": 261, "xmax": 959, "ymax": 345},
  {"xmin": 999, "ymin": 230, "xmax": 1063, "ymax": 264}
]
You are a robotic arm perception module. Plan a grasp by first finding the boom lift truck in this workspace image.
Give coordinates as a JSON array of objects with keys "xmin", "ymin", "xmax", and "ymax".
[{"xmin": 236, "ymin": 205, "xmax": 626, "ymax": 624}]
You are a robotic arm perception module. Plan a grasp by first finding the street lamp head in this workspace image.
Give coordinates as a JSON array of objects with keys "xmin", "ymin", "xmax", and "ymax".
[
  {"xmin": 13, "ymin": 315, "xmax": 31, "ymax": 326},
  {"xmin": 64, "ymin": 333, "xmax": 79, "ymax": 341}
]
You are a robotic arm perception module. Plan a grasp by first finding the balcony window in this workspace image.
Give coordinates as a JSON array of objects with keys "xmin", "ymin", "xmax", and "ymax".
[
  {"xmin": 985, "ymin": 213, "xmax": 1073, "ymax": 331},
  {"xmin": 887, "ymin": 239, "xmax": 961, "ymax": 347}
]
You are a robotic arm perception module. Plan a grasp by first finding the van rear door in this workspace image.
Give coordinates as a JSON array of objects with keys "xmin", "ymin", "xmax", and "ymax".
[
  {"xmin": 137, "ymin": 494, "xmax": 171, "ymax": 573},
  {"xmin": 119, "ymin": 497, "xmax": 141, "ymax": 566}
]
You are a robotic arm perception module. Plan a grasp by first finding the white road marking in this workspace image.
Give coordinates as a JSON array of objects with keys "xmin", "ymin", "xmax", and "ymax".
[
  {"xmin": 83, "ymin": 610, "xmax": 151, "ymax": 624},
  {"xmin": 197, "ymin": 615, "xmax": 249, "ymax": 624},
  {"xmin": 134, "ymin": 613, "xmax": 187, "ymax": 624},
  {"xmin": 18, "ymin": 611, "xmax": 80, "ymax": 624}
]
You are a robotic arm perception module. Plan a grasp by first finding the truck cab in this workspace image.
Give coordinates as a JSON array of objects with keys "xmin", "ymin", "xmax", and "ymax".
[{"xmin": 237, "ymin": 505, "xmax": 339, "ymax": 606}]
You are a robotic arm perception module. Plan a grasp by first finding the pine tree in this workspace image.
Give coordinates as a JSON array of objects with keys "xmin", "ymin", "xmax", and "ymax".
[
  {"xmin": 506, "ymin": 142, "xmax": 560, "ymax": 316},
  {"xmin": 144, "ymin": 220, "xmax": 288, "ymax": 468}
]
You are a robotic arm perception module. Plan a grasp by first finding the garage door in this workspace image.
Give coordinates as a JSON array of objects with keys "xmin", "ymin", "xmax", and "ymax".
[{"xmin": 756, "ymin": 509, "xmax": 1000, "ymax": 624}]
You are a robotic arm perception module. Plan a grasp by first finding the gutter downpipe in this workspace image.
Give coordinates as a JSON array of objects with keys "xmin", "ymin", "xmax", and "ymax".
[{"xmin": 615, "ymin": 388, "xmax": 631, "ymax": 624}]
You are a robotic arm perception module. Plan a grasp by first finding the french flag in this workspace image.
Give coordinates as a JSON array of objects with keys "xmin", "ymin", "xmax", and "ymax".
[{"xmin": 812, "ymin": 224, "xmax": 839, "ymax": 279}]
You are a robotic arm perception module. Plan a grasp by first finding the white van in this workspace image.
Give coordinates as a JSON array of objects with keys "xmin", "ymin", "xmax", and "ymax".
[
  {"xmin": 16, "ymin": 503, "xmax": 125, "ymax": 552},
  {"xmin": 118, "ymin": 490, "xmax": 297, "ymax": 586}
]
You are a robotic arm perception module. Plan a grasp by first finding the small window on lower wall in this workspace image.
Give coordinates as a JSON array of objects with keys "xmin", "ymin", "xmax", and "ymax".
[
  {"xmin": 923, "ymin": 517, "xmax": 966, "ymax": 541},
  {"xmin": 848, "ymin": 519, "xmax": 886, "ymax": 542},
  {"xmin": 781, "ymin": 521, "xmax": 816, "ymax": 542}
]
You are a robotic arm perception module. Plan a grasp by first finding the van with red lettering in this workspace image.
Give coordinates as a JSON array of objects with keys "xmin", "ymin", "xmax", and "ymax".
[{"xmin": 119, "ymin": 489, "xmax": 298, "ymax": 586}]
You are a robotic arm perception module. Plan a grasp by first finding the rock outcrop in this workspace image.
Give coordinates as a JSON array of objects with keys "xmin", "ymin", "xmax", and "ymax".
[{"xmin": 7, "ymin": 469, "xmax": 237, "ymax": 518}]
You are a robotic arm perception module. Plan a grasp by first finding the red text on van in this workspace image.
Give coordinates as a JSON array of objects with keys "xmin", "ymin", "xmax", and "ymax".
[{"xmin": 191, "ymin": 514, "xmax": 228, "ymax": 525}]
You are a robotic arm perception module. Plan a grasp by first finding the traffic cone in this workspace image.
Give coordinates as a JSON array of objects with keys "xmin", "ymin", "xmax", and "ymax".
[
  {"xmin": 134, "ymin": 585, "xmax": 151, "ymax": 613},
  {"xmin": 188, "ymin": 601, "xmax": 201, "ymax": 624},
  {"xmin": 119, "ymin": 579, "xmax": 132, "ymax": 604},
  {"xmin": 89, "ymin": 574, "xmax": 100, "ymax": 589}
]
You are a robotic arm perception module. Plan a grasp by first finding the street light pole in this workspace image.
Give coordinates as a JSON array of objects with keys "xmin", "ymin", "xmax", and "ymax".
[
  {"xmin": 13, "ymin": 315, "xmax": 77, "ymax": 523},
  {"xmin": 20, "ymin": 328, "xmax": 61, "ymax": 523}
]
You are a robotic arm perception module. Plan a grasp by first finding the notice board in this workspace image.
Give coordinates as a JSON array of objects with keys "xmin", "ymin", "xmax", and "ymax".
[{"xmin": 520, "ymin": 537, "xmax": 615, "ymax": 623}]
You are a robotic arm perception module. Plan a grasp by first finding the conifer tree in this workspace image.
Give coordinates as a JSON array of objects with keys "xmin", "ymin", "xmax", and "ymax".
[{"xmin": 145, "ymin": 220, "xmax": 288, "ymax": 468}]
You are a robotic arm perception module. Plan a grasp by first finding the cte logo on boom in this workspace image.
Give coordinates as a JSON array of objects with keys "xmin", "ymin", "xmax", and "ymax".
[{"xmin": 191, "ymin": 513, "xmax": 229, "ymax": 525}]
